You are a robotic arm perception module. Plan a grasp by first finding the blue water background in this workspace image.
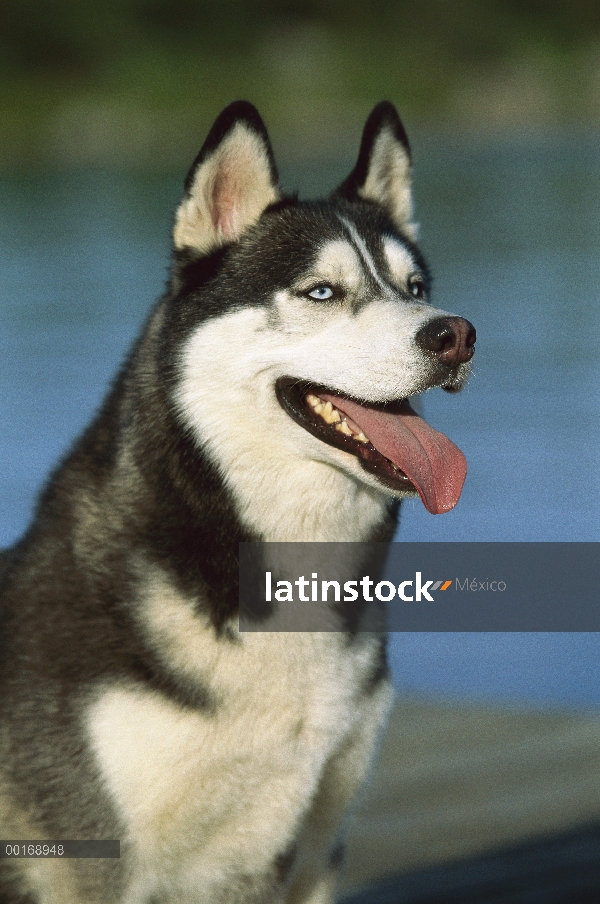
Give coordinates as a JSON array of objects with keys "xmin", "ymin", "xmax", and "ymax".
[{"xmin": 1, "ymin": 135, "xmax": 599, "ymax": 707}]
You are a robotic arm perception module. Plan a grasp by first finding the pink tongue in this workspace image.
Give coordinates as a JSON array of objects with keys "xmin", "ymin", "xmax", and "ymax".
[{"xmin": 320, "ymin": 395, "xmax": 467, "ymax": 514}]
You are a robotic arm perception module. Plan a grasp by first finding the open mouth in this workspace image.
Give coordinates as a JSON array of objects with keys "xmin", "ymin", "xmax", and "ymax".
[{"xmin": 276, "ymin": 377, "xmax": 467, "ymax": 514}]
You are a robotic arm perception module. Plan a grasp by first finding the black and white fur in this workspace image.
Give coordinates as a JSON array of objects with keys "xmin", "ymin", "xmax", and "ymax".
[{"xmin": 0, "ymin": 102, "xmax": 473, "ymax": 904}]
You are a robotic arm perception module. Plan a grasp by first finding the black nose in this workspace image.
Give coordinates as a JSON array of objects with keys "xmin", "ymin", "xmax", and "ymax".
[{"xmin": 415, "ymin": 317, "xmax": 476, "ymax": 367}]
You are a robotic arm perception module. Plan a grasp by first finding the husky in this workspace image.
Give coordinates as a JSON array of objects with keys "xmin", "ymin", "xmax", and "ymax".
[{"xmin": 0, "ymin": 101, "xmax": 474, "ymax": 904}]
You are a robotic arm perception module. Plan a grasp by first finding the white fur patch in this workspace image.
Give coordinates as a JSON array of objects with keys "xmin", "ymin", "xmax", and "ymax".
[
  {"xmin": 305, "ymin": 240, "xmax": 363, "ymax": 293},
  {"xmin": 382, "ymin": 237, "xmax": 417, "ymax": 288}
]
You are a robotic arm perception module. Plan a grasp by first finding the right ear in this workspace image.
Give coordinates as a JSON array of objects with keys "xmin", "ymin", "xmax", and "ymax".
[
  {"xmin": 333, "ymin": 101, "xmax": 417, "ymax": 241},
  {"xmin": 173, "ymin": 101, "xmax": 281, "ymax": 255}
]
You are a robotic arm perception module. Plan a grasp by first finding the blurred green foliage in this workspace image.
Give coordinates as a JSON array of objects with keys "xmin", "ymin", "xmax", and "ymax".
[{"xmin": 1, "ymin": 0, "xmax": 599, "ymax": 165}]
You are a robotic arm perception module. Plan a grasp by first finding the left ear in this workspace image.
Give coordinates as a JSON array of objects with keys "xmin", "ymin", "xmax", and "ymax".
[
  {"xmin": 334, "ymin": 101, "xmax": 417, "ymax": 241},
  {"xmin": 173, "ymin": 101, "xmax": 281, "ymax": 254}
]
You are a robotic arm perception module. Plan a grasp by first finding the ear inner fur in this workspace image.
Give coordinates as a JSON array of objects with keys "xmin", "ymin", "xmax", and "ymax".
[
  {"xmin": 334, "ymin": 101, "xmax": 417, "ymax": 241},
  {"xmin": 174, "ymin": 102, "xmax": 281, "ymax": 254}
]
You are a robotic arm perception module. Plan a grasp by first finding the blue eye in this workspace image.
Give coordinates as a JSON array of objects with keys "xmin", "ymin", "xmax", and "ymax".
[{"xmin": 307, "ymin": 285, "xmax": 334, "ymax": 300}]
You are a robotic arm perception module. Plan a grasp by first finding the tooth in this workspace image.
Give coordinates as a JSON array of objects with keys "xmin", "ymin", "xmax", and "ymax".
[
  {"xmin": 355, "ymin": 432, "xmax": 369, "ymax": 444},
  {"xmin": 306, "ymin": 393, "xmax": 320, "ymax": 407},
  {"xmin": 322, "ymin": 406, "xmax": 341, "ymax": 425},
  {"xmin": 343, "ymin": 414, "xmax": 362, "ymax": 434},
  {"xmin": 336, "ymin": 421, "xmax": 353, "ymax": 436},
  {"xmin": 314, "ymin": 402, "xmax": 324, "ymax": 414}
]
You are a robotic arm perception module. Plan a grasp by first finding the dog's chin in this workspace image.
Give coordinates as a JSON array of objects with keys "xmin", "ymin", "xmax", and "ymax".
[
  {"xmin": 275, "ymin": 377, "xmax": 419, "ymax": 495},
  {"xmin": 440, "ymin": 365, "xmax": 471, "ymax": 394}
]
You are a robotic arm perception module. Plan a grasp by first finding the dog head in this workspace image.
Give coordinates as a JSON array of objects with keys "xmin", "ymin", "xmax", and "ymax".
[{"xmin": 168, "ymin": 102, "xmax": 475, "ymax": 524}]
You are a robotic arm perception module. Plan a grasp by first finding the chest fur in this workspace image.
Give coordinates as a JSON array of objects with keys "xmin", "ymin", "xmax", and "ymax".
[{"xmin": 84, "ymin": 578, "xmax": 386, "ymax": 901}]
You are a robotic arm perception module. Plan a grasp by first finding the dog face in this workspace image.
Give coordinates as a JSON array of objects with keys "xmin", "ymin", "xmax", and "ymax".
[{"xmin": 168, "ymin": 102, "xmax": 474, "ymax": 534}]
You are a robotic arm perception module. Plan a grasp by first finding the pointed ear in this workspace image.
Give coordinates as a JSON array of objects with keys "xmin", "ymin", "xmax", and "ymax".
[
  {"xmin": 173, "ymin": 101, "xmax": 281, "ymax": 254},
  {"xmin": 334, "ymin": 101, "xmax": 417, "ymax": 240}
]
